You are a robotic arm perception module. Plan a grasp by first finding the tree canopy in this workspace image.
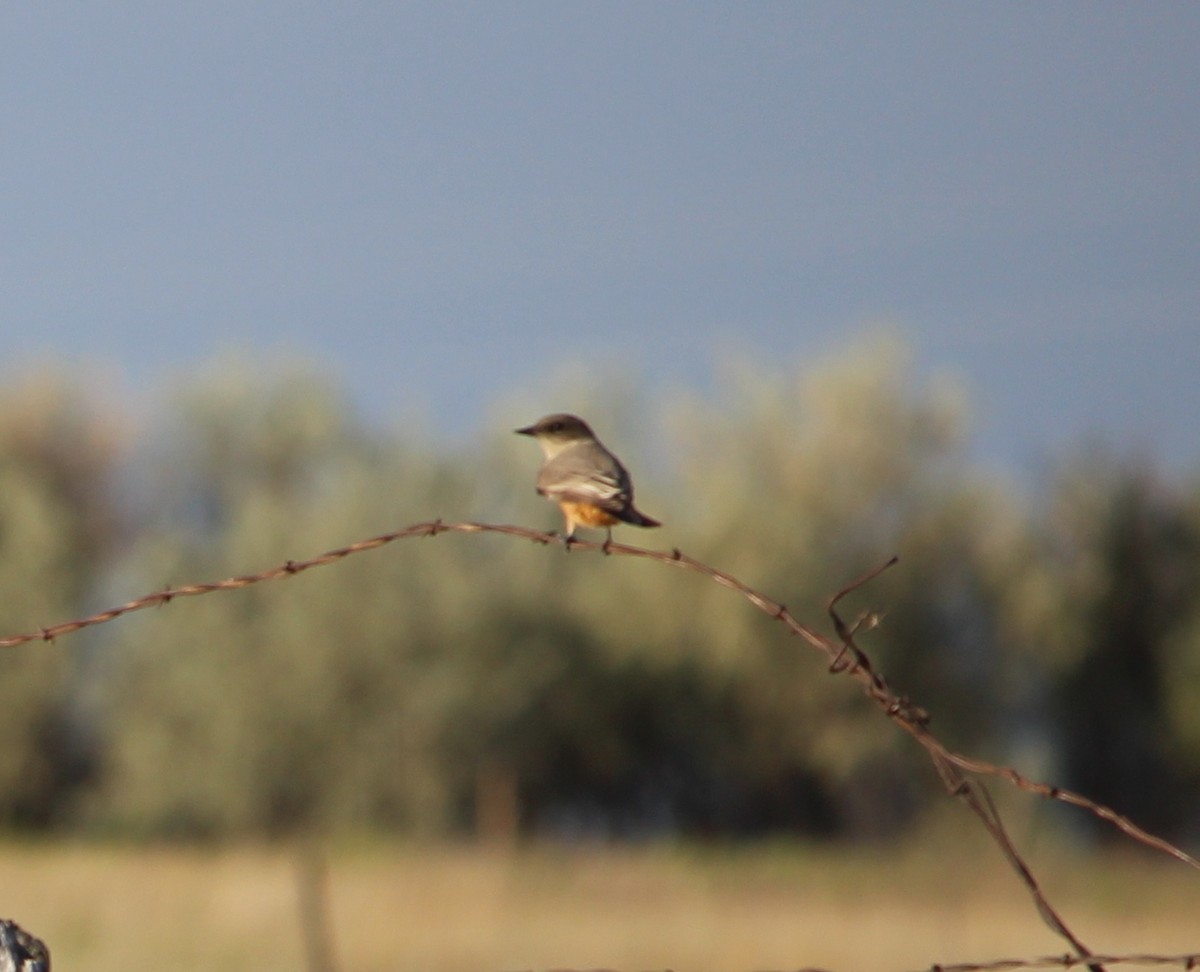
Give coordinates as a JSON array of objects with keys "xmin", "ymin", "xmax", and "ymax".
[{"xmin": 0, "ymin": 341, "xmax": 1196, "ymax": 843}]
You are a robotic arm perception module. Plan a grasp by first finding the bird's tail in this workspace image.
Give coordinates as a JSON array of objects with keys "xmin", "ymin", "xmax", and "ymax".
[{"xmin": 620, "ymin": 506, "xmax": 661, "ymax": 528}]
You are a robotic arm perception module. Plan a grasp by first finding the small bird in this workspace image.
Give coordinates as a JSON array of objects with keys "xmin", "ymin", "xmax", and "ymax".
[{"xmin": 516, "ymin": 413, "xmax": 661, "ymax": 546}]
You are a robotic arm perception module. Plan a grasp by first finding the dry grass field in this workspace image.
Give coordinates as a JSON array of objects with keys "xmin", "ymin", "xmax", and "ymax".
[{"xmin": 1, "ymin": 833, "xmax": 1197, "ymax": 971}]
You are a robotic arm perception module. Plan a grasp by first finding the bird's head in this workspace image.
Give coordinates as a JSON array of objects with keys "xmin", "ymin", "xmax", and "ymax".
[{"xmin": 515, "ymin": 413, "xmax": 596, "ymax": 456}]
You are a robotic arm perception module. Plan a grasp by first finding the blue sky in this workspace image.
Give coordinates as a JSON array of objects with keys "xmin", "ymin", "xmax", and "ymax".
[{"xmin": 3, "ymin": 3, "xmax": 1198, "ymax": 478}]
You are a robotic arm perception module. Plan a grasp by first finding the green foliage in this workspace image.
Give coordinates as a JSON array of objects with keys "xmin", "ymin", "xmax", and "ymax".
[
  {"xmin": 96, "ymin": 363, "xmax": 475, "ymax": 834},
  {"xmin": 4, "ymin": 343, "xmax": 1200, "ymax": 843},
  {"xmin": 1028, "ymin": 453, "xmax": 1200, "ymax": 837},
  {"xmin": 90, "ymin": 339, "xmax": 1027, "ymax": 839},
  {"xmin": 0, "ymin": 371, "xmax": 120, "ymax": 824},
  {"xmin": 651, "ymin": 338, "xmax": 1021, "ymax": 831}
]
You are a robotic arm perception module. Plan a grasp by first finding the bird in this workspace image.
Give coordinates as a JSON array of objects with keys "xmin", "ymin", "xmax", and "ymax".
[{"xmin": 515, "ymin": 413, "xmax": 661, "ymax": 547}]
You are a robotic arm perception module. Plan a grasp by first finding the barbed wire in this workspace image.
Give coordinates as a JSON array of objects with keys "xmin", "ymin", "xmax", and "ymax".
[
  {"xmin": 911, "ymin": 953, "xmax": 1200, "ymax": 972},
  {"xmin": 0, "ymin": 518, "xmax": 1194, "ymax": 874},
  {"xmin": 2, "ymin": 518, "xmax": 1197, "ymax": 971},
  {"xmin": 550, "ymin": 954, "xmax": 1200, "ymax": 972},
  {"xmin": 0, "ymin": 520, "xmax": 537, "ymax": 648}
]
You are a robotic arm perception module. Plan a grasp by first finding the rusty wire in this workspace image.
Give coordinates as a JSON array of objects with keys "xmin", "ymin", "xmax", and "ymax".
[
  {"xmin": 912, "ymin": 954, "xmax": 1200, "ymax": 972},
  {"xmin": 1, "ymin": 518, "xmax": 1198, "ymax": 971},
  {"xmin": 0, "ymin": 518, "xmax": 1194, "ymax": 875}
]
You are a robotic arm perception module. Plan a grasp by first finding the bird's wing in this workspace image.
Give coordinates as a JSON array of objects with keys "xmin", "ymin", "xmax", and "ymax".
[{"xmin": 537, "ymin": 448, "xmax": 632, "ymax": 514}]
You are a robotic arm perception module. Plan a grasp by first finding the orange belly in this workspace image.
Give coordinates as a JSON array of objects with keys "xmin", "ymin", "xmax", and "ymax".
[{"xmin": 558, "ymin": 500, "xmax": 620, "ymax": 529}]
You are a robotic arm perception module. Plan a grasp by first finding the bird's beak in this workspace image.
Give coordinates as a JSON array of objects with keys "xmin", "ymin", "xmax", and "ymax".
[{"xmin": 515, "ymin": 425, "xmax": 536, "ymax": 436}]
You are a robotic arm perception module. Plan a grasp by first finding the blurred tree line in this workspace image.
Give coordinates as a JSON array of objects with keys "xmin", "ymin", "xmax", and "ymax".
[{"xmin": 0, "ymin": 340, "xmax": 1197, "ymax": 845}]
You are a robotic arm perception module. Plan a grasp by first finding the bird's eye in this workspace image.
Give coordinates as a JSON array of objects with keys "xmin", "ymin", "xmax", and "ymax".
[{"xmin": 548, "ymin": 422, "xmax": 563, "ymax": 432}]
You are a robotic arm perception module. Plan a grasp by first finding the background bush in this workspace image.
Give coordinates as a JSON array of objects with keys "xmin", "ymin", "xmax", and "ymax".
[{"xmin": 1, "ymin": 340, "xmax": 1197, "ymax": 844}]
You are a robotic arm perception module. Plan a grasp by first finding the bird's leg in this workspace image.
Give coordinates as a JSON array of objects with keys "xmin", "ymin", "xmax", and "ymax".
[{"xmin": 601, "ymin": 526, "xmax": 613, "ymax": 555}]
